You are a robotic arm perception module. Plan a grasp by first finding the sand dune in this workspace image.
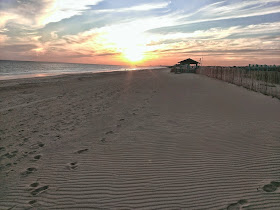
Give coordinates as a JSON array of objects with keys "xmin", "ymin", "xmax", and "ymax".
[{"xmin": 0, "ymin": 69, "xmax": 280, "ymax": 209}]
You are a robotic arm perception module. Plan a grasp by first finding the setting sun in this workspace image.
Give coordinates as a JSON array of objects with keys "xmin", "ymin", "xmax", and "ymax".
[
  {"xmin": 123, "ymin": 47, "xmax": 144, "ymax": 63},
  {"xmin": 103, "ymin": 23, "xmax": 149, "ymax": 64}
]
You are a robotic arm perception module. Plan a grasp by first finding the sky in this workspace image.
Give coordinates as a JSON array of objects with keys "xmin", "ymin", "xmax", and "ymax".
[{"xmin": 0, "ymin": 0, "xmax": 279, "ymax": 66}]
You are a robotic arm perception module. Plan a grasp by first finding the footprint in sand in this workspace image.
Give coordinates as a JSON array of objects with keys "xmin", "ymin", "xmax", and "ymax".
[
  {"xmin": 116, "ymin": 119, "xmax": 125, "ymax": 127},
  {"xmin": 33, "ymin": 155, "xmax": 42, "ymax": 161},
  {"xmin": 66, "ymin": 162, "xmax": 78, "ymax": 170},
  {"xmin": 28, "ymin": 200, "xmax": 37, "ymax": 205},
  {"xmin": 29, "ymin": 150, "xmax": 37, "ymax": 155},
  {"xmin": 21, "ymin": 167, "xmax": 37, "ymax": 177},
  {"xmin": 30, "ymin": 182, "xmax": 39, "ymax": 188},
  {"xmin": 31, "ymin": 142, "xmax": 44, "ymax": 150},
  {"xmin": 263, "ymin": 181, "xmax": 280, "ymax": 192},
  {"xmin": 38, "ymin": 143, "xmax": 45, "ymax": 148},
  {"xmin": 227, "ymin": 199, "xmax": 248, "ymax": 210},
  {"xmin": 75, "ymin": 149, "xmax": 88, "ymax": 154},
  {"xmin": 4, "ymin": 150, "xmax": 18, "ymax": 159},
  {"xmin": 105, "ymin": 131, "xmax": 114, "ymax": 135},
  {"xmin": 31, "ymin": 185, "xmax": 49, "ymax": 196},
  {"xmin": 6, "ymin": 163, "xmax": 12, "ymax": 167}
]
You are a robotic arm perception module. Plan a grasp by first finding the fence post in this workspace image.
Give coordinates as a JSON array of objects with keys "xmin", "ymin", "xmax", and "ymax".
[
  {"xmin": 251, "ymin": 65, "xmax": 253, "ymax": 90},
  {"xmin": 265, "ymin": 65, "xmax": 268, "ymax": 95}
]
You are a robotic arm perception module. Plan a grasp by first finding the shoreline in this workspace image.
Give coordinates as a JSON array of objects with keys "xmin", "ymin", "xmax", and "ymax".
[
  {"xmin": 0, "ymin": 61, "xmax": 164, "ymax": 81},
  {"xmin": 1, "ymin": 68, "xmax": 279, "ymax": 209},
  {"xmin": 0, "ymin": 68, "xmax": 167, "ymax": 88}
]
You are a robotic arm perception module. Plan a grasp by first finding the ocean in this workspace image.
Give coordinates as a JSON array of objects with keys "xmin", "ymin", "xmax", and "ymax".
[{"xmin": 0, "ymin": 60, "xmax": 161, "ymax": 80}]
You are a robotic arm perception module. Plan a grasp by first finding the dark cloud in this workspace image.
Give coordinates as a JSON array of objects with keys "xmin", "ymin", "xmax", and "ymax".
[
  {"xmin": 95, "ymin": 52, "xmax": 121, "ymax": 56},
  {"xmin": 64, "ymin": 53, "xmax": 93, "ymax": 58},
  {"xmin": 0, "ymin": 44, "xmax": 38, "ymax": 52}
]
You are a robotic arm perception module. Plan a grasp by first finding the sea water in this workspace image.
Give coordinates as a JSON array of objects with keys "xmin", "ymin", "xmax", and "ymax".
[{"xmin": 0, "ymin": 60, "xmax": 161, "ymax": 80}]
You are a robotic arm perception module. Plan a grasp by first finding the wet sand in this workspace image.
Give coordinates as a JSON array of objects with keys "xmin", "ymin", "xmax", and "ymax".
[{"xmin": 0, "ymin": 68, "xmax": 280, "ymax": 209}]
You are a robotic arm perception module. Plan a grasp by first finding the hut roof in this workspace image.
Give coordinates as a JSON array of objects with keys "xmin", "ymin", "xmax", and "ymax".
[{"xmin": 179, "ymin": 58, "xmax": 199, "ymax": 64}]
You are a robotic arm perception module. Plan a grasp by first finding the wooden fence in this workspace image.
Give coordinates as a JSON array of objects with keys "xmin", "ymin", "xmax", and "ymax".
[{"xmin": 196, "ymin": 66, "xmax": 280, "ymax": 99}]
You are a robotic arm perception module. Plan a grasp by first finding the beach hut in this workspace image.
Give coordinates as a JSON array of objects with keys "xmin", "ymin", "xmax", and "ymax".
[{"xmin": 178, "ymin": 58, "xmax": 199, "ymax": 73}]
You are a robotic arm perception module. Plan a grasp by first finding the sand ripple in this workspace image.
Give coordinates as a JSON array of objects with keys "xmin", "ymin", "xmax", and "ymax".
[{"xmin": 0, "ymin": 69, "xmax": 279, "ymax": 209}]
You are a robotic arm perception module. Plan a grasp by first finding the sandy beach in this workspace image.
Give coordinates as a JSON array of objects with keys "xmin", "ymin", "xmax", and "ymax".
[{"xmin": 0, "ymin": 68, "xmax": 280, "ymax": 209}]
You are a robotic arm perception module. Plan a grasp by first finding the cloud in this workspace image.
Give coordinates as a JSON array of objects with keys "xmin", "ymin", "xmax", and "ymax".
[
  {"xmin": 0, "ymin": 11, "xmax": 31, "ymax": 29},
  {"xmin": 148, "ymin": 22, "xmax": 280, "ymax": 44},
  {"xmin": 145, "ymin": 19, "xmax": 280, "ymax": 62},
  {"xmin": 0, "ymin": 0, "xmax": 103, "ymax": 29},
  {"xmin": 0, "ymin": 34, "xmax": 9, "ymax": 44},
  {"xmin": 150, "ymin": 37, "xmax": 280, "ymax": 57},
  {"xmin": 39, "ymin": 0, "xmax": 103, "ymax": 25},
  {"xmin": 96, "ymin": 52, "xmax": 121, "ymax": 56},
  {"xmin": 94, "ymin": 1, "xmax": 171, "ymax": 13},
  {"xmin": 0, "ymin": 44, "xmax": 38, "ymax": 52},
  {"xmin": 177, "ymin": 0, "xmax": 280, "ymax": 25}
]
